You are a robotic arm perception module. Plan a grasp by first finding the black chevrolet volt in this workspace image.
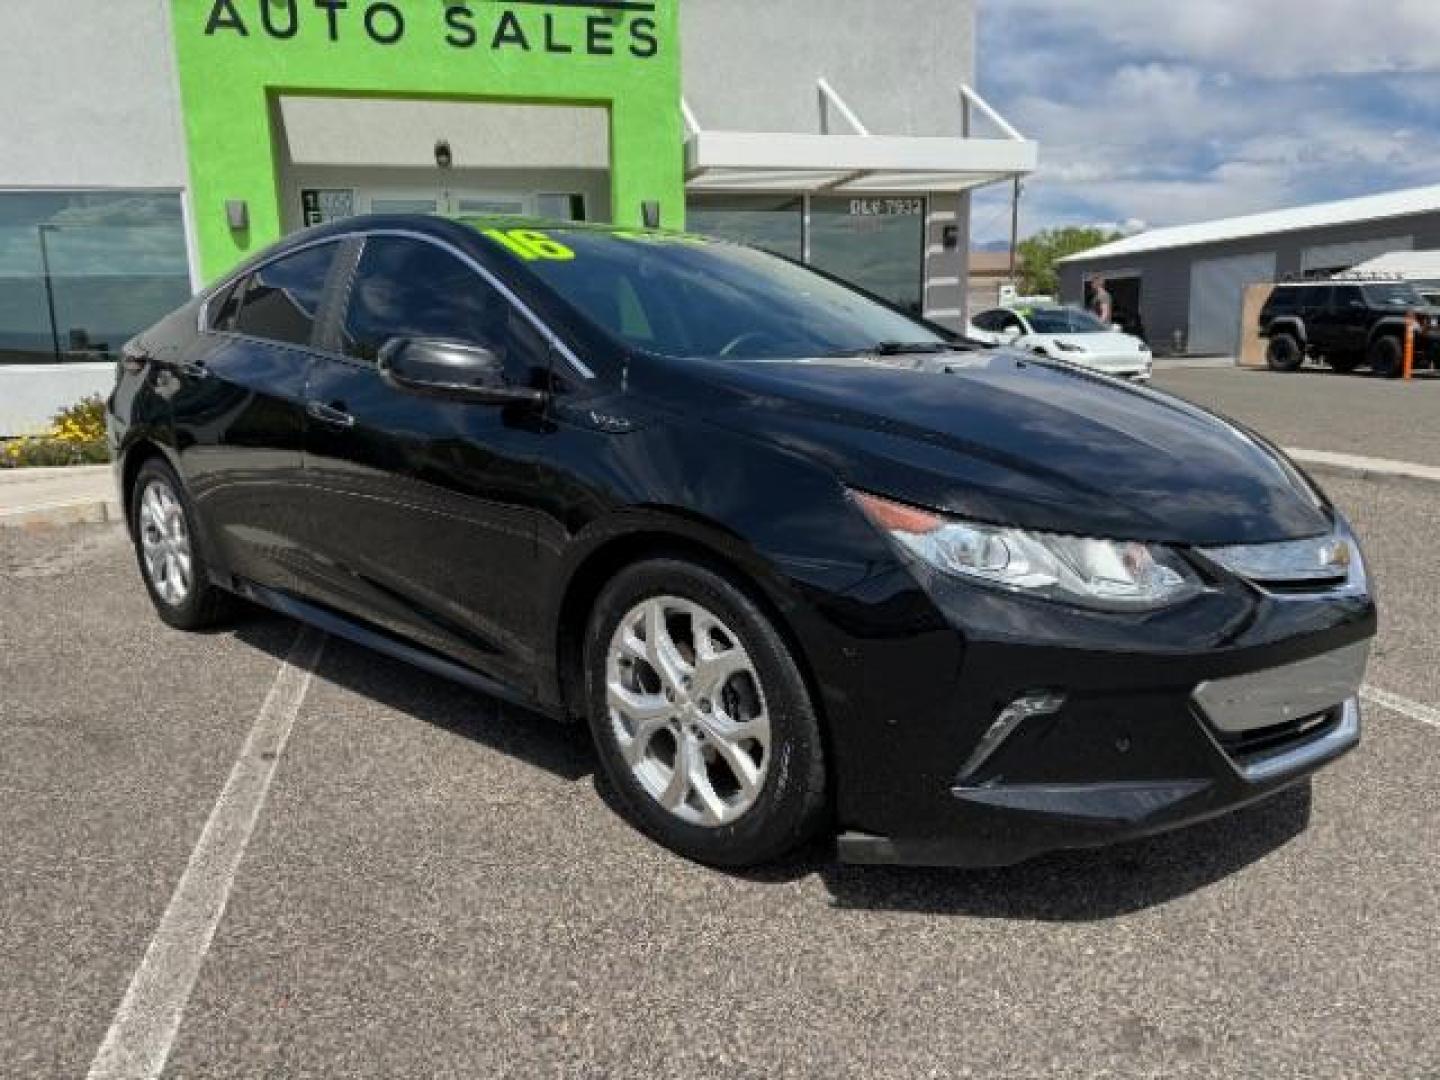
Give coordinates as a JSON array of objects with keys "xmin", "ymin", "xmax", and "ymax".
[{"xmin": 109, "ymin": 216, "xmax": 1376, "ymax": 868}]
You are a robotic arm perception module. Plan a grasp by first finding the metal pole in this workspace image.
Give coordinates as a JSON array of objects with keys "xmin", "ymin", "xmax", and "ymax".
[
  {"xmin": 1008, "ymin": 178, "xmax": 1021, "ymax": 285},
  {"xmin": 37, "ymin": 225, "xmax": 63, "ymax": 363}
]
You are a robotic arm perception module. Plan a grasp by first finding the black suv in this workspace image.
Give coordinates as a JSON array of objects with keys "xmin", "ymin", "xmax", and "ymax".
[{"xmin": 1260, "ymin": 280, "xmax": 1440, "ymax": 377}]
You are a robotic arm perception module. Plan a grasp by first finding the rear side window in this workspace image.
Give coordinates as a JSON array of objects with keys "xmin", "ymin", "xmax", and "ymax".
[
  {"xmin": 231, "ymin": 243, "xmax": 338, "ymax": 347},
  {"xmin": 341, "ymin": 237, "xmax": 544, "ymax": 372},
  {"xmin": 1266, "ymin": 289, "xmax": 1298, "ymax": 313}
]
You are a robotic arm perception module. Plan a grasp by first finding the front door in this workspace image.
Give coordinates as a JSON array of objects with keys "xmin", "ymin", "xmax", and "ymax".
[{"xmin": 299, "ymin": 233, "xmax": 557, "ymax": 689}]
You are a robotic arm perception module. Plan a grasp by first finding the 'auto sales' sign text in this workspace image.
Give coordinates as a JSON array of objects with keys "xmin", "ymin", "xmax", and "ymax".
[{"xmin": 204, "ymin": 0, "xmax": 661, "ymax": 59}]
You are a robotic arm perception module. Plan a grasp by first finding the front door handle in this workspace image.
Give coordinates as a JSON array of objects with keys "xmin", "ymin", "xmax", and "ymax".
[{"xmin": 307, "ymin": 401, "xmax": 356, "ymax": 429}]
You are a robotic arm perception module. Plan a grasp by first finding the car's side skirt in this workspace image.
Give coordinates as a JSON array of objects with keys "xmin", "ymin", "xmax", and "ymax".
[{"xmin": 228, "ymin": 577, "xmax": 563, "ymax": 722}]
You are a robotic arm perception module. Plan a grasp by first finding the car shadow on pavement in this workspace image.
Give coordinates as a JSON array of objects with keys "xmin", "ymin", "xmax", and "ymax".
[
  {"xmin": 232, "ymin": 616, "xmax": 597, "ymax": 784},
  {"xmin": 232, "ymin": 614, "xmax": 1312, "ymax": 921},
  {"xmin": 806, "ymin": 783, "xmax": 1313, "ymax": 921}
]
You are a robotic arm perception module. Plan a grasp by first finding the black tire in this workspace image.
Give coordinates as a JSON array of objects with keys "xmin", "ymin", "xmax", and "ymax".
[
  {"xmin": 1266, "ymin": 332, "xmax": 1304, "ymax": 372},
  {"xmin": 1368, "ymin": 335, "xmax": 1404, "ymax": 379},
  {"xmin": 583, "ymin": 558, "xmax": 827, "ymax": 867},
  {"xmin": 130, "ymin": 457, "xmax": 235, "ymax": 631},
  {"xmin": 1328, "ymin": 353, "xmax": 1362, "ymax": 374}
]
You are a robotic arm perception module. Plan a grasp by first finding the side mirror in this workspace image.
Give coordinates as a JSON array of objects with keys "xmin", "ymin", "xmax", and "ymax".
[
  {"xmin": 1001, "ymin": 327, "xmax": 1023, "ymax": 343},
  {"xmin": 377, "ymin": 338, "xmax": 546, "ymax": 406}
]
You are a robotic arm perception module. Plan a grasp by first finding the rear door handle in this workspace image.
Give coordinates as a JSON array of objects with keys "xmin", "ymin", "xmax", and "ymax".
[{"xmin": 307, "ymin": 401, "xmax": 356, "ymax": 429}]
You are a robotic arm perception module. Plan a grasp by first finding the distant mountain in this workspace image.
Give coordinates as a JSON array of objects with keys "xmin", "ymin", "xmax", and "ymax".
[{"xmin": 974, "ymin": 239, "xmax": 1013, "ymax": 253}]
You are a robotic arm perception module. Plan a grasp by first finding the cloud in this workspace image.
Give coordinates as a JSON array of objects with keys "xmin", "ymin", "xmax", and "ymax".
[{"xmin": 974, "ymin": 0, "xmax": 1440, "ymax": 243}]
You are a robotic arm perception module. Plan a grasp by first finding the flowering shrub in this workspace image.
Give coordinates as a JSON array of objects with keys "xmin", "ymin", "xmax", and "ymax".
[{"xmin": 0, "ymin": 394, "xmax": 111, "ymax": 468}]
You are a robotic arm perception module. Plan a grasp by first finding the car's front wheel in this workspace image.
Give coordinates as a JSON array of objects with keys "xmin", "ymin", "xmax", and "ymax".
[
  {"xmin": 584, "ymin": 558, "xmax": 827, "ymax": 866},
  {"xmin": 130, "ymin": 457, "xmax": 234, "ymax": 631},
  {"xmin": 1266, "ymin": 333, "xmax": 1304, "ymax": 372}
]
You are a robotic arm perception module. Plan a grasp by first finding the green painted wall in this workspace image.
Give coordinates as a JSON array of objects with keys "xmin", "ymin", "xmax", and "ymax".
[{"xmin": 170, "ymin": 0, "xmax": 684, "ymax": 282}]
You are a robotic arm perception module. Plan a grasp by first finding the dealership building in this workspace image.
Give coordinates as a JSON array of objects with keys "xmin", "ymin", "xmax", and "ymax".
[
  {"xmin": 0, "ymin": 0, "xmax": 1036, "ymax": 435},
  {"xmin": 1059, "ymin": 183, "xmax": 1440, "ymax": 357}
]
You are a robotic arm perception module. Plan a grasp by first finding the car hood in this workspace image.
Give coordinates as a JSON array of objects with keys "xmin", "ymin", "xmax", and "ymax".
[
  {"xmin": 1037, "ymin": 331, "xmax": 1146, "ymax": 355},
  {"xmin": 673, "ymin": 350, "xmax": 1331, "ymax": 546}
]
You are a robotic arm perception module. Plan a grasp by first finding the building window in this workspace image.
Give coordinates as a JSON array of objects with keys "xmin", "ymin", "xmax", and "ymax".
[
  {"xmin": 0, "ymin": 191, "xmax": 192, "ymax": 365},
  {"xmin": 686, "ymin": 195, "xmax": 803, "ymax": 260},
  {"xmin": 685, "ymin": 193, "xmax": 927, "ymax": 315},
  {"xmin": 809, "ymin": 196, "xmax": 926, "ymax": 315}
]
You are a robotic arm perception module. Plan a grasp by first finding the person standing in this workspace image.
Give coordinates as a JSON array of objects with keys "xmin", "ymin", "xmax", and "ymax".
[{"xmin": 1089, "ymin": 276, "xmax": 1113, "ymax": 324}]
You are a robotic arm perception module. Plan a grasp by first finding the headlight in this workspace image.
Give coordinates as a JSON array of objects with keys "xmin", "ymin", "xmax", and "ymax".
[
  {"xmin": 1054, "ymin": 341, "xmax": 1087, "ymax": 354},
  {"xmin": 853, "ymin": 490, "xmax": 1204, "ymax": 611}
]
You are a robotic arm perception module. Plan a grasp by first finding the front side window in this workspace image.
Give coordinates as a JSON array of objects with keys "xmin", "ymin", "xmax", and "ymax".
[
  {"xmin": 0, "ymin": 191, "xmax": 191, "ymax": 364},
  {"xmin": 232, "ymin": 244, "xmax": 337, "ymax": 347},
  {"xmin": 468, "ymin": 226, "xmax": 945, "ymax": 361},
  {"xmin": 342, "ymin": 237, "xmax": 544, "ymax": 372},
  {"xmin": 1363, "ymin": 283, "xmax": 1424, "ymax": 308}
]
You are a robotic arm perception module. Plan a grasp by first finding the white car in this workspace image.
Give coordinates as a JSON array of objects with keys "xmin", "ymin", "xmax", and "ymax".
[{"xmin": 968, "ymin": 305, "xmax": 1153, "ymax": 381}]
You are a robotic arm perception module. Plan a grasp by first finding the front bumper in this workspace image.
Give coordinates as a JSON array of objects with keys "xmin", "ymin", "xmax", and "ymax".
[
  {"xmin": 839, "ymin": 697, "xmax": 1360, "ymax": 868},
  {"xmin": 821, "ymin": 555, "xmax": 1375, "ymax": 868}
]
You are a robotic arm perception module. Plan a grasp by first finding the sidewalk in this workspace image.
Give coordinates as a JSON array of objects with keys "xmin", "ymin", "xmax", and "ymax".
[{"xmin": 0, "ymin": 465, "xmax": 121, "ymax": 528}]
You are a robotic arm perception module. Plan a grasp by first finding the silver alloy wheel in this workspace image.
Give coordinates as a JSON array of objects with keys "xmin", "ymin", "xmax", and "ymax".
[
  {"xmin": 138, "ymin": 478, "xmax": 193, "ymax": 607},
  {"xmin": 605, "ymin": 596, "xmax": 771, "ymax": 828}
]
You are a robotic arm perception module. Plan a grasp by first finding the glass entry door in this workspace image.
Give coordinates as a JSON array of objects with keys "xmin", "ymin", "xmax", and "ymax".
[{"xmin": 359, "ymin": 190, "xmax": 585, "ymax": 221}]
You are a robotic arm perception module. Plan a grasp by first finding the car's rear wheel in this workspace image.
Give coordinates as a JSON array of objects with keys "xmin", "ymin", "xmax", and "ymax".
[
  {"xmin": 1368, "ymin": 335, "xmax": 1404, "ymax": 379},
  {"xmin": 131, "ymin": 458, "xmax": 234, "ymax": 631},
  {"xmin": 584, "ymin": 558, "xmax": 827, "ymax": 866},
  {"xmin": 1266, "ymin": 333, "xmax": 1303, "ymax": 372}
]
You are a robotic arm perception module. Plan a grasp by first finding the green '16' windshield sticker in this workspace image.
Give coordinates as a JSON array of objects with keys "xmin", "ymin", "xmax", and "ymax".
[
  {"xmin": 481, "ymin": 229, "xmax": 576, "ymax": 261},
  {"xmin": 481, "ymin": 227, "xmax": 709, "ymax": 261}
]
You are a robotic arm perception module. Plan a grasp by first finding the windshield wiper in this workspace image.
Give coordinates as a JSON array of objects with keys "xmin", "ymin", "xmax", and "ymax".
[{"xmin": 826, "ymin": 341, "xmax": 954, "ymax": 358}]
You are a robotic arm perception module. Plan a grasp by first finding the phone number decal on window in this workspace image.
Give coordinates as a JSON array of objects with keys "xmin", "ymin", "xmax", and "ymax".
[{"xmin": 848, "ymin": 198, "xmax": 925, "ymax": 218}]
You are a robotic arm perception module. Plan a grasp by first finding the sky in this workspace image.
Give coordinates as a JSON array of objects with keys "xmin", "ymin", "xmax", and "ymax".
[{"xmin": 970, "ymin": 0, "xmax": 1440, "ymax": 247}]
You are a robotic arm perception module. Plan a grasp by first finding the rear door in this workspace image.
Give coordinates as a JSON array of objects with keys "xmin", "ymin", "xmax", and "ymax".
[
  {"xmin": 299, "ymin": 233, "xmax": 557, "ymax": 687},
  {"xmin": 173, "ymin": 241, "xmax": 342, "ymax": 594},
  {"xmin": 1326, "ymin": 285, "xmax": 1368, "ymax": 356},
  {"xmin": 1302, "ymin": 286, "xmax": 1338, "ymax": 353}
]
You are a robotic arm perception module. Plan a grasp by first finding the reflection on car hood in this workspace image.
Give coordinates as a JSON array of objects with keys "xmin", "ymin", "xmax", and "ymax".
[{"xmin": 683, "ymin": 350, "xmax": 1330, "ymax": 545}]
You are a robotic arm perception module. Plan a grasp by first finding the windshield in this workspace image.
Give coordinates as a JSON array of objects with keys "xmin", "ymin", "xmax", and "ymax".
[
  {"xmin": 1022, "ymin": 306, "xmax": 1109, "ymax": 334},
  {"xmin": 464, "ymin": 224, "xmax": 947, "ymax": 360},
  {"xmin": 1363, "ymin": 283, "xmax": 1425, "ymax": 308}
]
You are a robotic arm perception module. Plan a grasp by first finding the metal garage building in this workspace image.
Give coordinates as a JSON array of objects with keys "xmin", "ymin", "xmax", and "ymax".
[{"xmin": 1057, "ymin": 184, "xmax": 1440, "ymax": 356}]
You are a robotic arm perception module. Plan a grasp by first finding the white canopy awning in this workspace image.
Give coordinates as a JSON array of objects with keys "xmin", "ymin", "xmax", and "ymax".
[{"xmin": 683, "ymin": 83, "xmax": 1037, "ymax": 196}]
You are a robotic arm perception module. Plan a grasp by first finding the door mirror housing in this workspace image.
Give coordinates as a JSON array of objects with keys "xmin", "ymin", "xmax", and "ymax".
[{"xmin": 377, "ymin": 338, "xmax": 546, "ymax": 406}]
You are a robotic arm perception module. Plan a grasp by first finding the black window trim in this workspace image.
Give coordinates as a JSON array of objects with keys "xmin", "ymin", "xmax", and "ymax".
[{"xmin": 197, "ymin": 228, "xmax": 595, "ymax": 380}]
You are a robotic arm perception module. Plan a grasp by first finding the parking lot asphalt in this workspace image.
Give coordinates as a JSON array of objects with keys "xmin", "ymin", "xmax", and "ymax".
[
  {"xmin": 1153, "ymin": 366, "xmax": 1440, "ymax": 467},
  {"xmin": 4, "ymin": 456, "xmax": 1439, "ymax": 1076}
]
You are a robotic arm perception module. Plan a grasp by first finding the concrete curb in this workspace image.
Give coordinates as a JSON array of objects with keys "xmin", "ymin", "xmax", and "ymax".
[
  {"xmin": 1286, "ymin": 448, "xmax": 1440, "ymax": 491},
  {"xmin": 0, "ymin": 497, "xmax": 124, "ymax": 529}
]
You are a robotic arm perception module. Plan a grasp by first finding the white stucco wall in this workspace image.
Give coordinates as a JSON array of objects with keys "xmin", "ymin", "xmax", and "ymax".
[
  {"xmin": 0, "ymin": 0, "xmax": 186, "ymax": 189},
  {"xmin": 681, "ymin": 0, "xmax": 977, "ymax": 137}
]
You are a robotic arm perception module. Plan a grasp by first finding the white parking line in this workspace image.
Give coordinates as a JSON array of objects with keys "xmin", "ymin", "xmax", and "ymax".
[
  {"xmin": 1362, "ymin": 685, "xmax": 1440, "ymax": 732},
  {"xmin": 86, "ymin": 627, "xmax": 326, "ymax": 1080}
]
